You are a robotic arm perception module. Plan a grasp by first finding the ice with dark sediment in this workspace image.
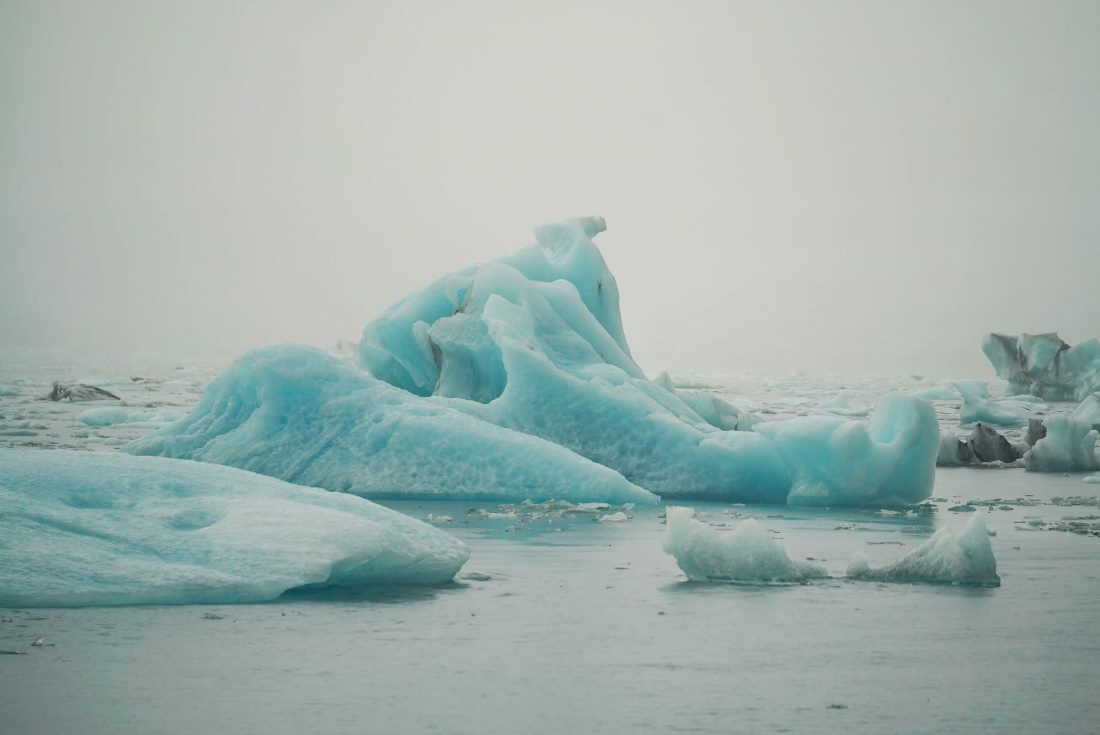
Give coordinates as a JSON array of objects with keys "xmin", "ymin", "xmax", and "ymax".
[{"xmin": 983, "ymin": 332, "xmax": 1100, "ymax": 402}]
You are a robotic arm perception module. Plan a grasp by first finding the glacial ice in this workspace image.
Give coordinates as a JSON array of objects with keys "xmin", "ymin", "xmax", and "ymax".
[
  {"xmin": 79, "ymin": 406, "xmax": 184, "ymax": 427},
  {"xmin": 937, "ymin": 423, "xmax": 1021, "ymax": 466},
  {"xmin": 125, "ymin": 345, "xmax": 657, "ymax": 504},
  {"xmin": 912, "ymin": 385, "xmax": 960, "ymax": 401},
  {"xmin": 955, "ymin": 381, "xmax": 1035, "ymax": 427},
  {"xmin": 351, "ymin": 217, "xmax": 939, "ymax": 505},
  {"xmin": 45, "ymin": 382, "xmax": 120, "ymax": 402},
  {"xmin": 0, "ymin": 448, "xmax": 469, "ymax": 607},
  {"xmin": 653, "ymin": 371, "xmax": 759, "ymax": 431},
  {"xmin": 129, "ymin": 217, "xmax": 939, "ymax": 506},
  {"xmin": 1070, "ymin": 393, "xmax": 1100, "ymax": 426},
  {"xmin": 983, "ymin": 332, "xmax": 1100, "ymax": 401},
  {"xmin": 663, "ymin": 507, "xmax": 826, "ymax": 584},
  {"xmin": 1023, "ymin": 416, "xmax": 1100, "ymax": 472},
  {"xmin": 847, "ymin": 513, "xmax": 1000, "ymax": 586}
]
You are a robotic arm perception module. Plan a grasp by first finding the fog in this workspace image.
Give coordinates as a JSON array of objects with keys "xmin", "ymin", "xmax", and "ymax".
[{"xmin": 2, "ymin": 0, "xmax": 1097, "ymax": 377}]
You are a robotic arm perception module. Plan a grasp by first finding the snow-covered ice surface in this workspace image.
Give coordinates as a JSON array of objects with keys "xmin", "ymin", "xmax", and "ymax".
[{"xmin": 0, "ymin": 449, "xmax": 469, "ymax": 606}]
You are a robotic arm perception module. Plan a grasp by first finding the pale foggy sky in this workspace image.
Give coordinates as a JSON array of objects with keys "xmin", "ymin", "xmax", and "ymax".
[{"xmin": 2, "ymin": 1, "xmax": 1098, "ymax": 378}]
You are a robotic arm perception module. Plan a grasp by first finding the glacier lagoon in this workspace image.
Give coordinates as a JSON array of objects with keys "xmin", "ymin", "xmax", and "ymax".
[
  {"xmin": 1, "ymin": 219, "xmax": 1098, "ymax": 733},
  {"xmin": 2, "ymin": 357, "xmax": 1099, "ymax": 733}
]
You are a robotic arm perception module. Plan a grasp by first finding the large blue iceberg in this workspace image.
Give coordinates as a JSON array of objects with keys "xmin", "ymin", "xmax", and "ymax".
[
  {"xmin": 983, "ymin": 332, "xmax": 1100, "ymax": 402},
  {"xmin": 125, "ymin": 345, "xmax": 656, "ymax": 504},
  {"xmin": 128, "ymin": 217, "xmax": 939, "ymax": 506},
  {"xmin": 0, "ymin": 449, "xmax": 469, "ymax": 607}
]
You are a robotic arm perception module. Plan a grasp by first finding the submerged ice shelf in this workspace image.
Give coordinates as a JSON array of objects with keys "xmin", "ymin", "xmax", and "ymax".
[
  {"xmin": 128, "ymin": 217, "xmax": 939, "ymax": 507},
  {"xmin": 0, "ymin": 449, "xmax": 469, "ymax": 607}
]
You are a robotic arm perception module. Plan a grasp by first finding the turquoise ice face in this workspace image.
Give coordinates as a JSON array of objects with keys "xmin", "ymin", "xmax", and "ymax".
[{"xmin": 128, "ymin": 217, "xmax": 940, "ymax": 506}]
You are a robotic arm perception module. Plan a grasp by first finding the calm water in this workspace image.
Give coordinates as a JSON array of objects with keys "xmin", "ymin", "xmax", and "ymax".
[{"xmin": 1, "ymin": 356, "xmax": 1098, "ymax": 733}]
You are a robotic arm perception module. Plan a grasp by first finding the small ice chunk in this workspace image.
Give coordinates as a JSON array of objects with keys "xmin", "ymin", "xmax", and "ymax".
[
  {"xmin": 1023, "ymin": 416, "xmax": 1100, "ymax": 472},
  {"xmin": 597, "ymin": 512, "xmax": 629, "ymax": 522},
  {"xmin": 846, "ymin": 514, "xmax": 1000, "ymax": 586},
  {"xmin": 663, "ymin": 506, "xmax": 827, "ymax": 584},
  {"xmin": 79, "ymin": 407, "xmax": 183, "ymax": 427}
]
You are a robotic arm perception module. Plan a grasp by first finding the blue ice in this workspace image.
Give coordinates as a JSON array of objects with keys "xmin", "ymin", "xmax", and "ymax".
[
  {"xmin": 0, "ymin": 449, "xmax": 469, "ymax": 607},
  {"xmin": 129, "ymin": 217, "xmax": 939, "ymax": 506}
]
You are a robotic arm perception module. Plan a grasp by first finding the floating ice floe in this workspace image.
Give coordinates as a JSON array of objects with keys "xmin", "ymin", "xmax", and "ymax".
[
  {"xmin": 44, "ymin": 382, "xmax": 120, "ymax": 402},
  {"xmin": 129, "ymin": 217, "xmax": 939, "ymax": 506},
  {"xmin": 846, "ymin": 513, "xmax": 1000, "ymax": 586},
  {"xmin": 78, "ymin": 407, "xmax": 184, "ymax": 427},
  {"xmin": 1070, "ymin": 393, "xmax": 1100, "ymax": 426},
  {"xmin": 983, "ymin": 332, "xmax": 1100, "ymax": 402},
  {"xmin": 954, "ymin": 381, "xmax": 1037, "ymax": 427},
  {"xmin": 937, "ymin": 423, "xmax": 1022, "ymax": 466},
  {"xmin": 912, "ymin": 385, "xmax": 960, "ymax": 401},
  {"xmin": 1023, "ymin": 416, "xmax": 1100, "ymax": 472},
  {"xmin": 663, "ymin": 506, "xmax": 827, "ymax": 584},
  {"xmin": 0, "ymin": 449, "xmax": 469, "ymax": 607}
]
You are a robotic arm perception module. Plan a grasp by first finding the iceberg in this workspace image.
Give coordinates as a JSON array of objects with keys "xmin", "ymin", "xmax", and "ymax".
[
  {"xmin": 912, "ymin": 385, "xmax": 960, "ymax": 401},
  {"xmin": 663, "ymin": 507, "xmax": 826, "ymax": 584},
  {"xmin": 653, "ymin": 371, "xmax": 759, "ymax": 431},
  {"xmin": 0, "ymin": 449, "xmax": 469, "ymax": 607},
  {"xmin": 937, "ymin": 423, "xmax": 1021, "ymax": 466},
  {"xmin": 983, "ymin": 333, "xmax": 1100, "ymax": 401},
  {"xmin": 45, "ymin": 382, "xmax": 120, "ymax": 402},
  {"xmin": 847, "ymin": 514, "xmax": 1000, "ymax": 586},
  {"xmin": 79, "ymin": 406, "xmax": 184, "ymax": 427},
  {"xmin": 1023, "ymin": 416, "xmax": 1100, "ymax": 472},
  {"xmin": 352, "ymin": 217, "xmax": 938, "ymax": 505},
  {"xmin": 130, "ymin": 217, "xmax": 939, "ymax": 506},
  {"xmin": 125, "ymin": 345, "xmax": 657, "ymax": 504},
  {"xmin": 955, "ymin": 381, "xmax": 1035, "ymax": 427},
  {"xmin": 1070, "ymin": 393, "xmax": 1100, "ymax": 427}
]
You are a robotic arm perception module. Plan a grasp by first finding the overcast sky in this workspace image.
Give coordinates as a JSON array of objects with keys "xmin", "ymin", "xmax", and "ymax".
[{"xmin": 2, "ymin": 0, "xmax": 1097, "ymax": 378}]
